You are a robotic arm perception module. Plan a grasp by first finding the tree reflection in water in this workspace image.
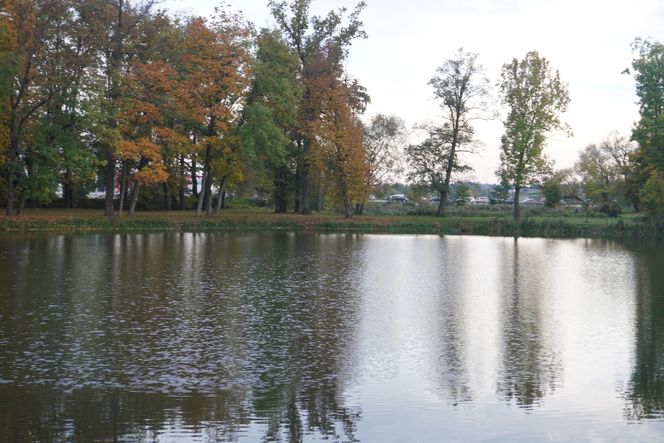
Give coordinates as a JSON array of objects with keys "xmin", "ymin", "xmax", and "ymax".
[
  {"xmin": 496, "ymin": 239, "xmax": 561, "ymax": 409},
  {"xmin": 624, "ymin": 243, "xmax": 664, "ymax": 421},
  {"xmin": 0, "ymin": 232, "xmax": 363, "ymax": 442}
]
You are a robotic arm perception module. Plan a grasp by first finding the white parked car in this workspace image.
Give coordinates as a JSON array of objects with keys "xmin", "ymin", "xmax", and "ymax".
[{"xmin": 386, "ymin": 194, "xmax": 409, "ymax": 203}]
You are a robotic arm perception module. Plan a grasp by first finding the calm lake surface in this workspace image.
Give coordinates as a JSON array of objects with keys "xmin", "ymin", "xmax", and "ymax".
[{"xmin": 1, "ymin": 232, "xmax": 664, "ymax": 442}]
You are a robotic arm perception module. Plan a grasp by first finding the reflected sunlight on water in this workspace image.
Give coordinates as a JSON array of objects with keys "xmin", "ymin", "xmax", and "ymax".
[{"xmin": 0, "ymin": 232, "xmax": 663, "ymax": 441}]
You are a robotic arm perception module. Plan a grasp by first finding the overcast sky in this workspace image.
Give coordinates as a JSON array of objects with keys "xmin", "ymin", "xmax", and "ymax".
[{"xmin": 163, "ymin": 0, "xmax": 663, "ymax": 183}]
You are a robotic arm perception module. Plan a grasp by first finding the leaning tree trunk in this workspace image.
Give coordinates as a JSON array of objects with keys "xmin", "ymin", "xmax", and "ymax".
[
  {"xmin": 436, "ymin": 196, "xmax": 444, "ymax": 216},
  {"xmin": 436, "ymin": 188, "xmax": 448, "ymax": 216},
  {"xmin": 195, "ymin": 168, "xmax": 206, "ymax": 217},
  {"xmin": 196, "ymin": 144, "xmax": 211, "ymax": 217},
  {"xmin": 128, "ymin": 181, "xmax": 141, "ymax": 216},
  {"xmin": 214, "ymin": 177, "xmax": 226, "ymax": 215}
]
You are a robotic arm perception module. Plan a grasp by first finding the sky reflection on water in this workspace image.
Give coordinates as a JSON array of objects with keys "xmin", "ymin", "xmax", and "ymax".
[{"xmin": 0, "ymin": 232, "xmax": 663, "ymax": 442}]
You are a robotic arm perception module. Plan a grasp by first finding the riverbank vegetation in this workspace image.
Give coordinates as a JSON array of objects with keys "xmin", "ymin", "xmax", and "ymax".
[
  {"xmin": 2, "ymin": 1, "xmax": 664, "ymax": 223},
  {"xmin": 2, "ymin": 205, "xmax": 664, "ymax": 240}
]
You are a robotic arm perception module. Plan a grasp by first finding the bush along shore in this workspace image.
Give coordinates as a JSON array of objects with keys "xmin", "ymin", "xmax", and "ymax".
[{"xmin": 1, "ymin": 209, "xmax": 663, "ymax": 240}]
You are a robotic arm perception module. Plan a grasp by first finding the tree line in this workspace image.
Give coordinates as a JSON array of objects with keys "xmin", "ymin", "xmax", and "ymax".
[
  {"xmin": 1, "ymin": 1, "xmax": 663, "ymax": 220},
  {"xmin": 0, "ymin": 0, "xmax": 377, "ymax": 217},
  {"xmin": 407, "ymin": 40, "xmax": 664, "ymax": 219}
]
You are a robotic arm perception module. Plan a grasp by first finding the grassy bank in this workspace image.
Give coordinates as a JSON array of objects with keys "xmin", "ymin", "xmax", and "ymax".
[{"xmin": 0, "ymin": 208, "xmax": 662, "ymax": 239}]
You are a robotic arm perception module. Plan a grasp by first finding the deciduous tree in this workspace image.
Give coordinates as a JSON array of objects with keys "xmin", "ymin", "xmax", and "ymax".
[
  {"xmin": 79, "ymin": 0, "xmax": 158, "ymax": 217},
  {"xmin": 407, "ymin": 49, "xmax": 489, "ymax": 216},
  {"xmin": 269, "ymin": 0, "xmax": 367, "ymax": 213},
  {"xmin": 306, "ymin": 47, "xmax": 369, "ymax": 217},
  {"xmin": 498, "ymin": 51, "xmax": 570, "ymax": 220},
  {"xmin": 361, "ymin": 114, "xmax": 406, "ymax": 213},
  {"xmin": 628, "ymin": 39, "xmax": 664, "ymax": 214},
  {"xmin": 238, "ymin": 29, "xmax": 301, "ymax": 213},
  {"xmin": 407, "ymin": 124, "xmax": 472, "ymax": 214},
  {"xmin": 178, "ymin": 12, "xmax": 252, "ymax": 216},
  {"xmin": 0, "ymin": 0, "xmax": 15, "ymax": 175}
]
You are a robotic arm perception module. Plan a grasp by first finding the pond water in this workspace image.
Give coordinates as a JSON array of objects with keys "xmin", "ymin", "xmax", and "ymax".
[{"xmin": 1, "ymin": 232, "xmax": 664, "ymax": 442}]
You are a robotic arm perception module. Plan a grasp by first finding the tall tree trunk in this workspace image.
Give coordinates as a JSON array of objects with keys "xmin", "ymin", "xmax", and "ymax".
[
  {"xmin": 128, "ymin": 181, "xmax": 141, "ymax": 216},
  {"xmin": 196, "ymin": 141, "xmax": 212, "ymax": 217},
  {"xmin": 5, "ymin": 169, "xmax": 14, "ymax": 216},
  {"xmin": 195, "ymin": 170, "xmax": 206, "ymax": 216},
  {"xmin": 191, "ymin": 160, "xmax": 198, "ymax": 199},
  {"xmin": 314, "ymin": 172, "xmax": 323, "ymax": 212},
  {"xmin": 16, "ymin": 194, "xmax": 26, "ymax": 216},
  {"xmin": 274, "ymin": 167, "xmax": 288, "ymax": 213},
  {"xmin": 104, "ymin": 143, "xmax": 116, "ymax": 217},
  {"xmin": 179, "ymin": 155, "xmax": 186, "ymax": 210},
  {"xmin": 514, "ymin": 187, "xmax": 521, "ymax": 220},
  {"xmin": 67, "ymin": 186, "xmax": 74, "ymax": 209},
  {"xmin": 338, "ymin": 176, "xmax": 352, "ymax": 219},
  {"xmin": 5, "ymin": 126, "xmax": 19, "ymax": 216},
  {"xmin": 214, "ymin": 176, "xmax": 226, "ymax": 215},
  {"xmin": 343, "ymin": 199, "xmax": 353, "ymax": 218},
  {"xmin": 299, "ymin": 137, "xmax": 311, "ymax": 214},
  {"xmin": 118, "ymin": 161, "xmax": 128, "ymax": 217},
  {"xmin": 436, "ymin": 188, "xmax": 448, "ymax": 216},
  {"xmin": 63, "ymin": 178, "xmax": 72, "ymax": 209},
  {"xmin": 104, "ymin": 0, "xmax": 126, "ymax": 218},
  {"xmin": 294, "ymin": 162, "xmax": 300, "ymax": 213},
  {"xmin": 204, "ymin": 176, "xmax": 213, "ymax": 216},
  {"xmin": 163, "ymin": 183, "xmax": 171, "ymax": 210},
  {"xmin": 274, "ymin": 190, "xmax": 287, "ymax": 213}
]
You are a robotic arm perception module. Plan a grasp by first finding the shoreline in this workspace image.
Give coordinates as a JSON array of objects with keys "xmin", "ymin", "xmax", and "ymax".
[{"xmin": 1, "ymin": 209, "xmax": 662, "ymax": 240}]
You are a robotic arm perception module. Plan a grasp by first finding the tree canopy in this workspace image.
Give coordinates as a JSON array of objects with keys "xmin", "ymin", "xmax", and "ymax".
[{"xmin": 498, "ymin": 51, "xmax": 570, "ymax": 219}]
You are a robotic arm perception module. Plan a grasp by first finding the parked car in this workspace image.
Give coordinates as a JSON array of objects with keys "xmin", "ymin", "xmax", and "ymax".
[{"xmin": 386, "ymin": 194, "xmax": 409, "ymax": 203}]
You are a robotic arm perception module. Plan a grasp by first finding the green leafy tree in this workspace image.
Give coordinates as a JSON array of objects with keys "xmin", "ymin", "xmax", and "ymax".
[
  {"xmin": 628, "ymin": 39, "xmax": 664, "ymax": 214},
  {"xmin": 541, "ymin": 177, "xmax": 561, "ymax": 208},
  {"xmin": 490, "ymin": 180, "xmax": 511, "ymax": 205},
  {"xmin": 238, "ymin": 29, "xmax": 301, "ymax": 213},
  {"xmin": 576, "ymin": 134, "xmax": 638, "ymax": 212},
  {"xmin": 625, "ymin": 149, "xmax": 650, "ymax": 212},
  {"xmin": 79, "ymin": 0, "xmax": 159, "ymax": 217},
  {"xmin": 360, "ymin": 114, "xmax": 406, "ymax": 214},
  {"xmin": 3, "ymin": 0, "xmax": 101, "ymax": 214},
  {"xmin": 640, "ymin": 171, "xmax": 664, "ymax": 214},
  {"xmin": 575, "ymin": 144, "xmax": 615, "ymax": 208},
  {"xmin": 631, "ymin": 39, "xmax": 664, "ymax": 175},
  {"xmin": 0, "ymin": 0, "xmax": 16, "ymax": 178},
  {"xmin": 454, "ymin": 182, "xmax": 472, "ymax": 206},
  {"xmin": 498, "ymin": 51, "xmax": 570, "ymax": 220}
]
